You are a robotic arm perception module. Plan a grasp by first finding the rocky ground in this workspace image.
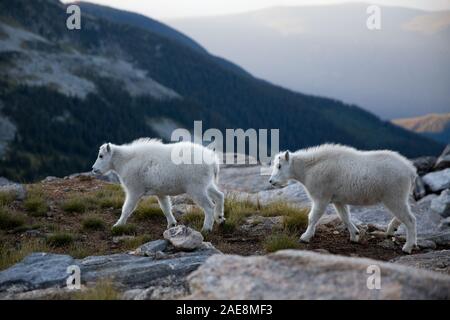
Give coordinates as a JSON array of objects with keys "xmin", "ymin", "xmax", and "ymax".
[{"xmin": 0, "ymin": 146, "xmax": 450, "ymax": 299}]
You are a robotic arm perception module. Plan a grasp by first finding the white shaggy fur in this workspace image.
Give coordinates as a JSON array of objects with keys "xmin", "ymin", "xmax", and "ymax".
[
  {"xmin": 92, "ymin": 138, "xmax": 225, "ymax": 232},
  {"xmin": 269, "ymin": 144, "xmax": 418, "ymax": 253}
]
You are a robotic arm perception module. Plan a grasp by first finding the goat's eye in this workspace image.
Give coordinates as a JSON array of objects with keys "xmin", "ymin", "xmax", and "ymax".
[{"xmin": 99, "ymin": 155, "xmax": 103, "ymax": 159}]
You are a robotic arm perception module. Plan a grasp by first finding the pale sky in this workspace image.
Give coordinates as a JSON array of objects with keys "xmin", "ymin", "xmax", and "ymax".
[{"xmin": 62, "ymin": 0, "xmax": 450, "ymax": 19}]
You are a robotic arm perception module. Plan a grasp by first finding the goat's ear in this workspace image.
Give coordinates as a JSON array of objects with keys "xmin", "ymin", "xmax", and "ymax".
[
  {"xmin": 106, "ymin": 143, "xmax": 111, "ymax": 153},
  {"xmin": 285, "ymin": 151, "xmax": 290, "ymax": 161}
]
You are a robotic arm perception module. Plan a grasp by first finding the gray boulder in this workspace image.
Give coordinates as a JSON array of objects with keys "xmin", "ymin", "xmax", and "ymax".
[
  {"xmin": 416, "ymin": 239, "xmax": 437, "ymax": 250},
  {"xmin": 187, "ymin": 250, "xmax": 450, "ymax": 299},
  {"xmin": 42, "ymin": 176, "xmax": 59, "ymax": 183},
  {"xmin": 96, "ymin": 171, "xmax": 120, "ymax": 184},
  {"xmin": 435, "ymin": 145, "xmax": 450, "ymax": 171},
  {"xmin": 391, "ymin": 250, "xmax": 450, "ymax": 274},
  {"xmin": 431, "ymin": 189, "xmax": 450, "ymax": 217},
  {"xmin": 440, "ymin": 217, "xmax": 450, "ymax": 230},
  {"xmin": 423, "ymin": 168, "xmax": 450, "ymax": 193},
  {"xmin": 65, "ymin": 171, "xmax": 120, "ymax": 184},
  {"xmin": 122, "ymin": 275, "xmax": 188, "ymax": 300},
  {"xmin": 219, "ymin": 165, "xmax": 272, "ymax": 193},
  {"xmin": 163, "ymin": 225, "xmax": 204, "ymax": 251},
  {"xmin": 256, "ymin": 182, "xmax": 312, "ymax": 207},
  {"xmin": 0, "ymin": 177, "xmax": 26, "ymax": 200},
  {"xmin": 412, "ymin": 156, "xmax": 437, "ymax": 176},
  {"xmin": 133, "ymin": 239, "xmax": 169, "ymax": 256},
  {"xmin": 349, "ymin": 194, "xmax": 443, "ymax": 237},
  {"xmin": 239, "ymin": 215, "xmax": 283, "ymax": 236},
  {"xmin": 422, "ymin": 231, "xmax": 450, "ymax": 246}
]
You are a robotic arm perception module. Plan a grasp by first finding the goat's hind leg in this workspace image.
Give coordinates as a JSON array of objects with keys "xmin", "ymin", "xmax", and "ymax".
[
  {"xmin": 333, "ymin": 203, "xmax": 360, "ymax": 242},
  {"xmin": 383, "ymin": 200, "xmax": 417, "ymax": 254},
  {"xmin": 157, "ymin": 195, "xmax": 177, "ymax": 229}
]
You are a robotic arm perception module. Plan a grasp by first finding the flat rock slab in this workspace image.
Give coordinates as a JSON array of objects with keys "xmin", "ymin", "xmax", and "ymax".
[
  {"xmin": 0, "ymin": 253, "xmax": 75, "ymax": 294},
  {"xmin": 187, "ymin": 250, "xmax": 450, "ymax": 300},
  {"xmin": 391, "ymin": 250, "xmax": 450, "ymax": 274},
  {"xmin": 0, "ymin": 246, "xmax": 220, "ymax": 297}
]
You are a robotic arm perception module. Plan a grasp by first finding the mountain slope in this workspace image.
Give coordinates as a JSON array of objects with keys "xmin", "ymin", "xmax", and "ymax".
[
  {"xmin": 75, "ymin": 1, "xmax": 251, "ymax": 77},
  {"xmin": 76, "ymin": 1, "xmax": 206, "ymax": 53},
  {"xmin": 393, "ymin": 113, "xmax": 450, "ymax": 144},
  {"xmin": 0, "ymin": 0, "xmax": 444, "ymax": 181},
  {"xmin": 168, "ymin": 4, "xmax": 450, "ymax": 119}
]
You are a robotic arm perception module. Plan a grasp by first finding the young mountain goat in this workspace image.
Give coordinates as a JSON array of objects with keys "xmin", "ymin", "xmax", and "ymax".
[
  {"xmin": 269, "ymin": 144, "xmax": 418, "ymax": 253},
  {"xmin": 92, "ymin": 139, "xmax": 225, "ymax": 232}
]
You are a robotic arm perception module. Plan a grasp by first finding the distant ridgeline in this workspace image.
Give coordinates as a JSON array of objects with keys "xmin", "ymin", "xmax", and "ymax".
[
  {"xmin": 393, "ymin": 113, "xmax": 450, "ymax": 145},
  {"xmin": 0, "ymin": 0, "xmax": 443, "ymax": 181}
]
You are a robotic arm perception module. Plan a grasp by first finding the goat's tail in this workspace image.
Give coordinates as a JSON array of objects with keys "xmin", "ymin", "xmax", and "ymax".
[
  {"xmin": 407, "ymin": 159, "xmax": 418, "ymax": 194},
  {"xmin": 412, "ymin": 174, "xmax": 417, "ymax": 192}
]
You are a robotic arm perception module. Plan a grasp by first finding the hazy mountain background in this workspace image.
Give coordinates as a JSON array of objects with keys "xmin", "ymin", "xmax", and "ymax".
[
  {"xmin": 168, "ymin": 4, "xmax": 450, "ymax": 119},
  {"xmin": 393, "ymin": 113, "xmax": 450, "ymax": 143},
  {"xmin": 0, "ymin": 0, "xmax": 444, "ymax": 181}
]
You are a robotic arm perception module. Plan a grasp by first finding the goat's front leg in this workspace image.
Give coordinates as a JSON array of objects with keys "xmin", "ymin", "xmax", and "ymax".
[
  {"xmin": 114, "ymin": 192, "xmax": 141, "ymax": 227},
  {"xmin": 300, "ymin": 200, "xmax": 328, "ymax": 243},
  {"xmin": 157, "ymin": 195, "xmax": 177, "ymax": 229}
]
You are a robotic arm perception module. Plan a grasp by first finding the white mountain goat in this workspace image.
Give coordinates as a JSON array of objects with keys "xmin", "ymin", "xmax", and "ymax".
[
  {"xmin": 269, "ymin": 144, "xmax": 418, "ymax": 253},
  {"xmin": 91, "ymin": 139, "xmax": 225, "ymax": 232}
]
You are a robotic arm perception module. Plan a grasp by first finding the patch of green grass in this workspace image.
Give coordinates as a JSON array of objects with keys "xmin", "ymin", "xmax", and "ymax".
[
  {"xmin": 23, "ymin": 185, "xmax": 49, "ymax": 217},
  {"xmin": 283, "ymin": 209, "xmax": 309, "ymax": 233},
  {"xmin": 78, "ymin": 175, "xmax": 93, "ymax": 182},
  {"xmin": 111, "ymin": 224, "xmax": 137, "ymax": 236},
  {"xmin": 61, "ymin": 197, "xmax": 89, "ymax": 213},
  {"xmin": 121, "ymin": 235, "xmax": 152, "ymax": 250},
  {"xmin": 93, "ymin": 185, "xmax": 124, "ymax": 209},
  {"xmin": 67, "ymin": 245, "xmax": 97, "ymax": 259},
  {"xmin": 223, "ymin": 196, "xmax": 258, "ymax": 230},
  {"xmin": 72, "ymin": 280, "xmax": 119, "ymax": 300},
  {"xmin": 82, "ymin": 216, "xmax": 105, "ymax": 231},
  {"xmin": 181, "ymin": 207, "xmax": 204, "ymax": 230},
  {"xmin": 260, "ymin": 201, "xmax": 307, "ymax": 217},
  {"xmin": 24, "ymin": 196, "xmax": 48, "ymax": 217},
  {"xmin": 134, "ymin": 198, "xmax": 163, "ymax": 221},
  {"xmin": 0, "ymin": 191, "xmax": 15, "ymax": 206},
  {"xmin": 46, "ymin": 233, "xmax": 74, "ymax": 247},
  {"xmin": 263, "ymin": 233, "xmax": 300, "ymax": 253},
  {"xmin": 45, "ymin": 223, "xmax": 57, "ymax": 232},
  {"xmin": 219, "ymin": 220, "xmax": 237, "ymax": 234},
  {"xmin": 0, "ymin": 208, "xmax": 26, "ymax": 230},
  {"xmin": 98, "ymin": 197, "xmax": 123, "ymax": 210},
  {"xmin": 0, "ymin": 239, "xmax": 49, "ymax": 270}
]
